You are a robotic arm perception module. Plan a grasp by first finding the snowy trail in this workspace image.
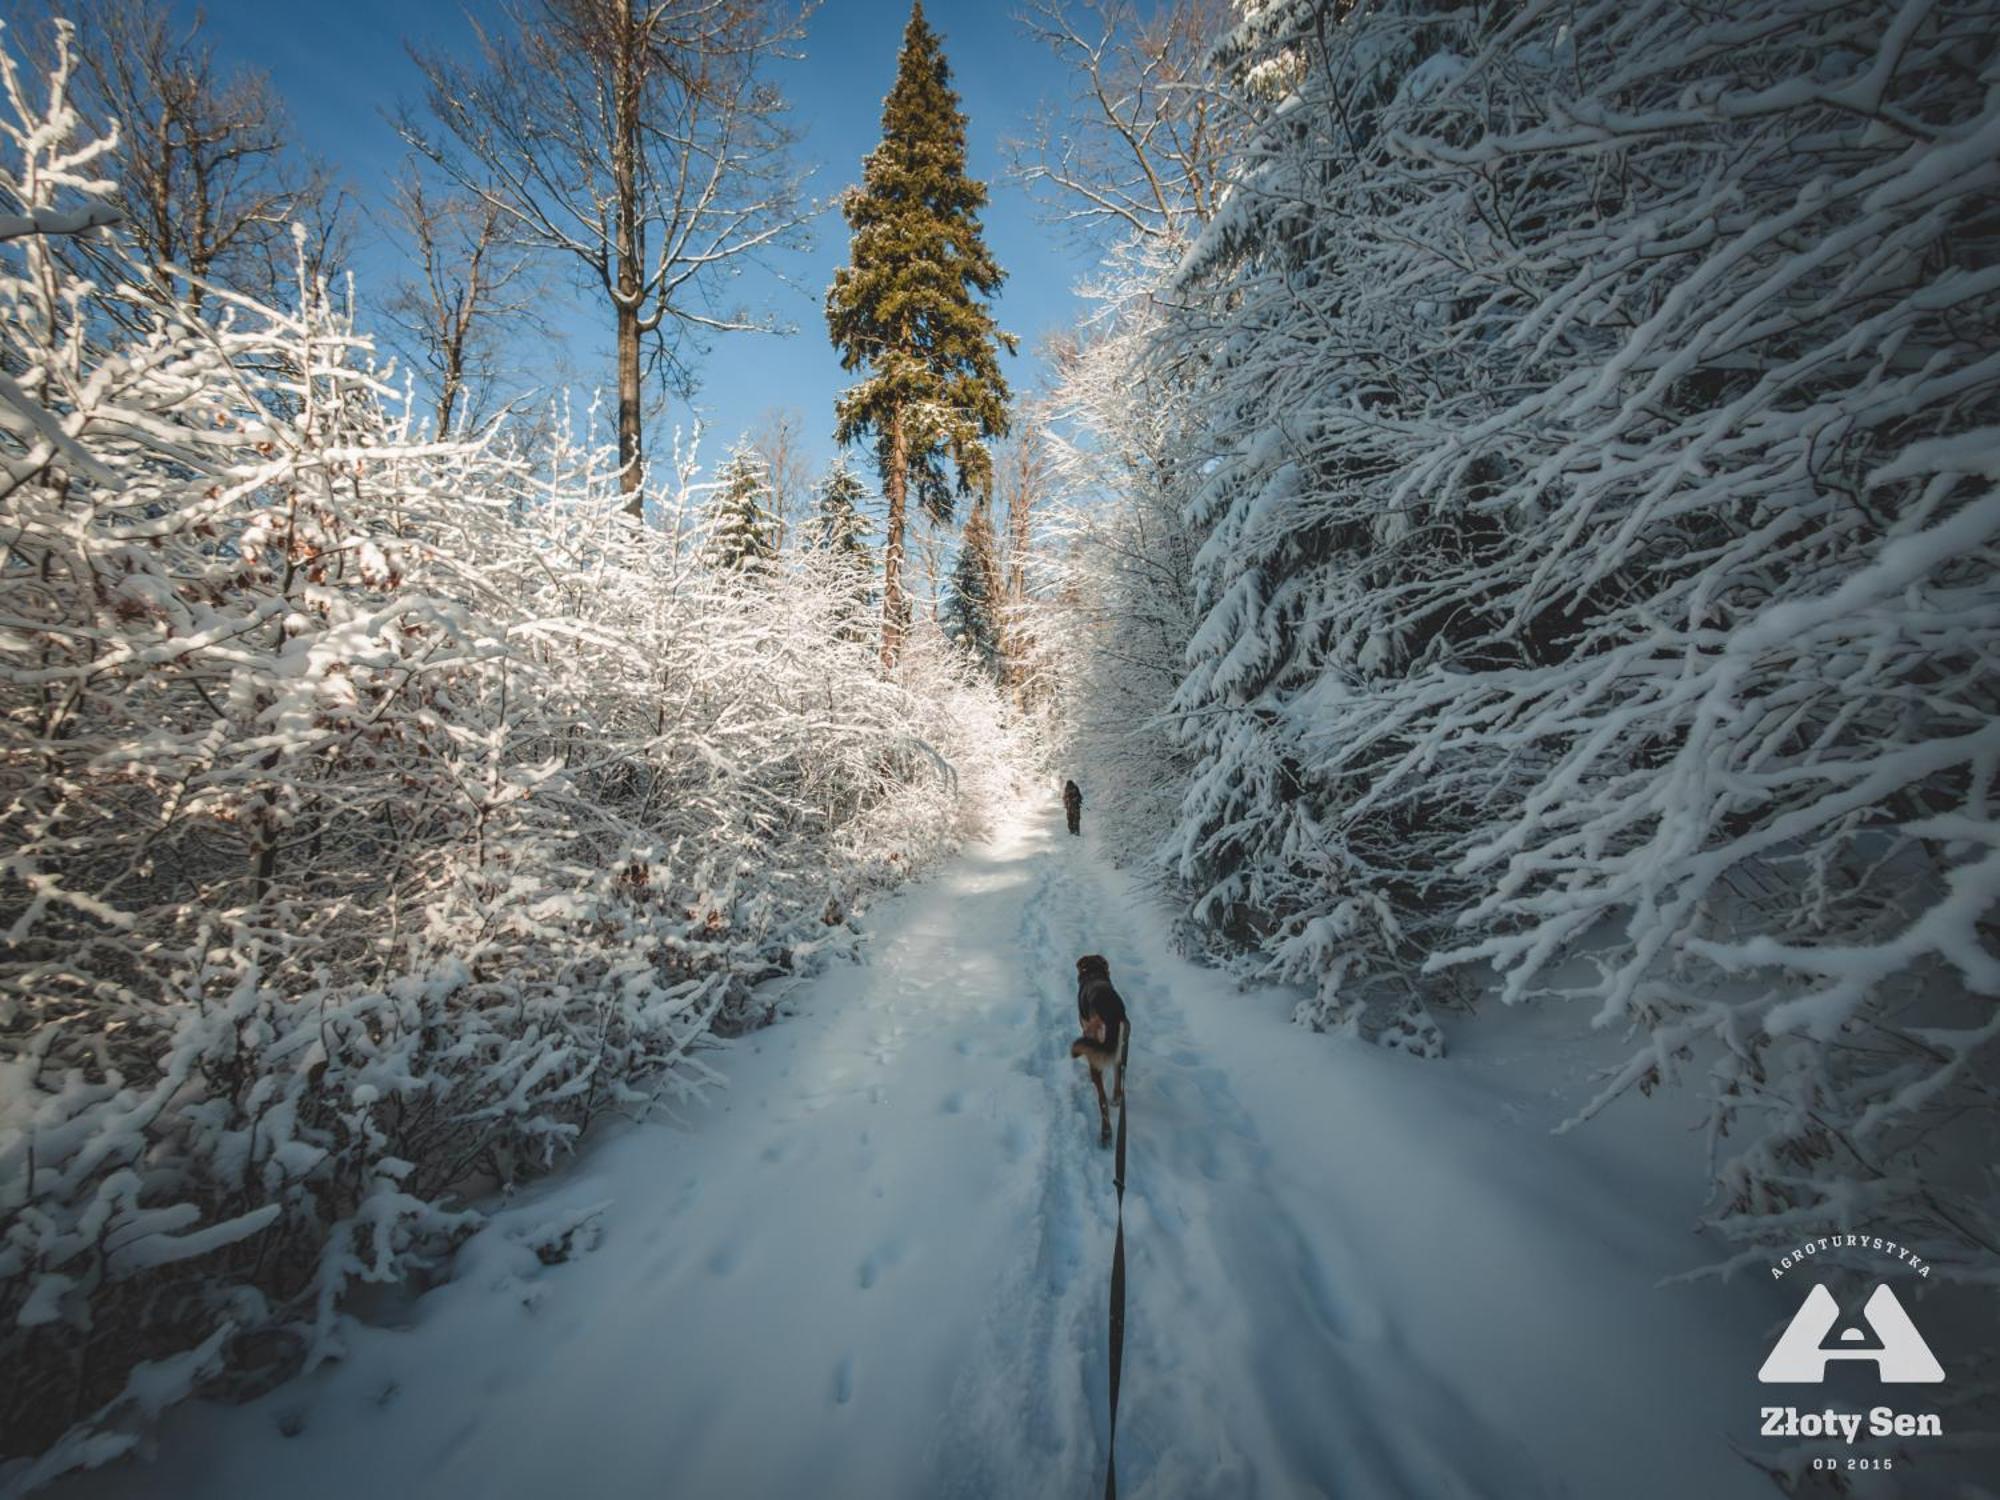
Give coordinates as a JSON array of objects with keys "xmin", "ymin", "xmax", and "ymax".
[
  {"xmin": 944, "ymin": 838, "xmax": 1545, "ymax": 1500},
  {"xmin": 58, "ymin": 807, "xmax": 1781, "ymax": 1500}
]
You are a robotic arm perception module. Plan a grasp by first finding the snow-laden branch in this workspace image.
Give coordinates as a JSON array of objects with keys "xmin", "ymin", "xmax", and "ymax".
[{"xmin": 1081, "ymin": 0, "xmax": 2000, "ymax": 1270}]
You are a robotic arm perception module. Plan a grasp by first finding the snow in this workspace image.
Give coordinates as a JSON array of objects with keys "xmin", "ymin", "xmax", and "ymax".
[
  {"xmin": 50, "ymin": 807, "xmax": 1785, "ymax": 1500},
  {"xmin": 103, "ymin": 1205, "xmax": 283, "ymax": 1278},
  {"xmin": 7, "ymin": 0, "xmax": 1994, "ymax": 1488},
  {"xmin": 0, "ymin": 203, "xmax": 119, "ymax": 241},
  {"xmin": 1090, "ymin": 0, "xmax": 2000, "ymax": 1302}
]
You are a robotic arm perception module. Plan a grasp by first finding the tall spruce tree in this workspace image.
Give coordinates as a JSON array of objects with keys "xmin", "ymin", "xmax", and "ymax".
[
  {"xmin": 704, "ymin": 444, "xmax": 780, "ymax": 572},
  {"xmin": 827, "ymin": 1, "xmax": 1014, "ymax": 669},
  {"xmin": 944, "ymin": 497, "xmax": 1004, "ymax": 675}
]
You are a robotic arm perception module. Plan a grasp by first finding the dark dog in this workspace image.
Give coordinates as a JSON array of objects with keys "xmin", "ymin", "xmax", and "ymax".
[
  {"xmin": 1072, "ymin": 954, "xmax": 1130, "ymax": 1145},
  {"xmin": 1062, "ymin": 779, "xmax": 1082, "ymax": 836}
]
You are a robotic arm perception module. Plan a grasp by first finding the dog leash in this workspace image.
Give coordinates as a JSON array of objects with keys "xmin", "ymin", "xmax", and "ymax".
[{"xmin": 1104, "ymin": 1033, "xmax": 1128, "ymax": 1500}]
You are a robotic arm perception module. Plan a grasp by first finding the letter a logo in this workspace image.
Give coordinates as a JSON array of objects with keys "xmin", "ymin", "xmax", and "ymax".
[{"xmin": 1759, "ymin": 1284, "xmax": 1945, "ymax": 1383}]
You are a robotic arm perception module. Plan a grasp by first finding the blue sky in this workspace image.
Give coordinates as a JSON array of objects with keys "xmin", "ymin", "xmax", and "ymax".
[{"xmin": 160, "ymin": 0, "xmax": 1095, "ymax": 484}]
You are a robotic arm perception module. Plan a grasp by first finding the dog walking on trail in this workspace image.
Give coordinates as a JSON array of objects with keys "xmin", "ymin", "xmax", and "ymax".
[
  {"xmin": 1071, "ymin": 954, "xmax": 1130, "ymax": 1146},
  {"xmin": 1062, "ymin": 779, "xmax": 1082, "ymax": 836}
]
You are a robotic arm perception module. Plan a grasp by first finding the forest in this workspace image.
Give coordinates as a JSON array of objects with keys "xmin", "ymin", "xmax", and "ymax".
[{"xmin": 1, "ymin": 0, "xmax": 1995, "ymax": 1494}]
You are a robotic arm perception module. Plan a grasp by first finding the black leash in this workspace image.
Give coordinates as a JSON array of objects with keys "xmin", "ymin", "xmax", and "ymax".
[{"xmin": 1104, "ymin": 1033, "xmax": 1129, "ymax": 1500}]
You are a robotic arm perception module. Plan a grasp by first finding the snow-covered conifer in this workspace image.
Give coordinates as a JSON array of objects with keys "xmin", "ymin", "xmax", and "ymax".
[
  {"xmin": 827, "ymin": 2, "xmax": 1015, "ymax": 667},
  {"xmin": 944, "ymin": 497, "xmax": 1004, "ymax": 675},
  {"xmin": 703, "ymin": 442, "xmax": 780, "ymax": 572},
  {"xmin": 802, "ymin": 457, "xmax": 876, "ymax": 641}
]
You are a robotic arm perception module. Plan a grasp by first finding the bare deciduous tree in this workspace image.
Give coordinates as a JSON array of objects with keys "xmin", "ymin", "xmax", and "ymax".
[
  {"xmin": 996, "ymin": 415, "xmax": 1048, "ymax": 611},
  {"xmin": 404, "ymin": 0, "xmax": 814, "ymax": 512},
  {"xmin": 993, "ymin": 413, "xmax": 1052, "ymax": 694},
  {"xmin": 381, "ymin": 167, "xmax": 544, "ymax": 434},
  {"xmin": 1012, "ymin": 0, "xmax": 1235, "ymax": 247},
  {"xmin": 747, "ymin": 405, "xmax": 812, "ymax": 549},
  {"xmin": 56, "ymin": 0, "xmax": 348, "ymax": 309}
]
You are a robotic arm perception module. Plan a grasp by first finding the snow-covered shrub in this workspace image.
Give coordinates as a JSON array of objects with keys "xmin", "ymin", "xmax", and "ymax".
[
  {"xmin": 470, "ymin": 424, "xmax": 1002, "ymax": 1030},
  {"xmin": 0, "ymin": 27, "xmax": 1010, "ymax": 1484},
  {"xmin": 1121, "ymin": 0, "xmax": 1999, "ymax": 1259}
]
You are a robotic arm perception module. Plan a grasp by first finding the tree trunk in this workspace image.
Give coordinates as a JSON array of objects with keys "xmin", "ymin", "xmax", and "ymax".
[
  {"xmin": 617, "ymin": 300, "xmax": 642, "ymax": 512},
  {"xmin": 436, "ymin": 353, "xmax": 460, "ymax": 434},
  {"xmin": 1006, "ymin": 480, "xmax": 1030, "ymax": 606},
  {"xmin": 881, "ymin": 405, "xmax": 909, "ymax": 669},
  {"xmin": 920, "ymin": 517, "xmax": 940, "ymax": 622},
  {"xmin": 1004, "ymin": 466, "xmax": 1031, "ymax": 690},
  {"xmin": 436, "ymin": 286, "xmax": 469, "ymax": 434},
  {"xmin": 614, "ymin": 7, "xmax": 644, "ymax": 516}
]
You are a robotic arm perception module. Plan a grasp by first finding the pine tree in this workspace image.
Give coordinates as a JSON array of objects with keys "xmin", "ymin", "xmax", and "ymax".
[
  {"xmin": 944, "ymin": 497, "xmax": 1003, "ymax": 675},
  {"xmin": 705, "ymin": 444, "xmax": 779, "ymax": 572},
  {"xmin": 804, "ymin": 457, "xmax": 873, "ymax": 563},
  {"xmin": 804, "ymin": 458, "xmax": 876, "ymax": 640},
  {"xmin": 827, "ymin": 1, "xmax": 1014, "ymax": 669}
]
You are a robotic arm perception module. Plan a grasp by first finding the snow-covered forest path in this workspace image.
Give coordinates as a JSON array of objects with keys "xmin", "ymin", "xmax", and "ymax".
[{"xmin": 62, "ymin": 808, "xmax": 1783, "ymax": 1500}]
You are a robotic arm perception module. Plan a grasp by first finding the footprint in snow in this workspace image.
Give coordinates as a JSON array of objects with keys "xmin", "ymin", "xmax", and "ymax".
[
  {"xmin": 857, "ymin": 1241, "xmax": 904, "ymax": 1289},
  {"xmin": 638, "ymin": 1248, "xmax": 682, "ymax": 1288},
  {"xmin": 940, "ymin": 1090, "xmax": 967, "ymax": 1115},
  {"xmin": 433, "ymin": 1416, "xmax": 483, "ymax": 1466},
  {"xmin": 706, "ymin": 1243, "xmax": 741, "ymax": 1276},
  {"xmin": 1001, "ymin": 1120, "xmax": 1030, "ymax": 1161},
  {"xmin": 833, "ymin": 1355, "xmax": 856, "ymax": 1405}
]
